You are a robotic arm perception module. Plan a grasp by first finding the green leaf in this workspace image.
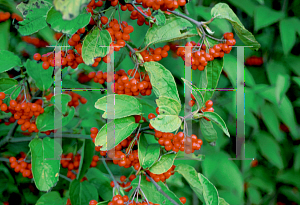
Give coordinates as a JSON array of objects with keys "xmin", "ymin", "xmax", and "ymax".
[
  {"xmin": 138, "ymin": 134, "xmax": 160, "ymax": 169},
  {"xmin": 0, "ymin": 50, "xmax": 22, "ymax": 73},
  {"xmin": 218, "ymin": 197, "xmax": 229, "ymax": 205},
  {"xmin": 137, "ymin": 98, "xmax": 156, "ymax": 120},
  {"xmin": 46, "ymin": 7, "xmax": 91, "ymax": 35},
  {"xmin": 82, "ymin": 28, "xmax": 112, "ymax": 65},
  {"xmin": 36, "ymin": 106, "xmax": 75, "ymax": 131},
  {"xmin": 204, "ymin": 58, "xmax": 224, "ymax": 102},
  {"xmin": 86, "ymin": 168, "xmax": 113, "ymax": 201},
  {"xmin": 36, "ymin": 191, "xmax": 66, "ymax": 205},
  {"xmin": 53, "ymin": 0, "xmax": 90, "ymax": 20},
  {"xmin": 254, "ymin": 6, "xmax": 284, "ymax": 31},
  {"xmin": 62, "ymin": 79, "xmax": 88, "ymax": 88},
  {"xmin": 95, "ymin": 116, "xmax": 138, "ymax": 150},
  {"xmin": 77, "ymin": 139, "xmax": 94, "ymax": 180},
  {"xmin": 294, "ymin": 146, "xmax": 300, "ymax": 171},
  {"xmin": 181, "ymin": 78, "xmax": 204, "ymax": 109},
  {"xmin": 24, "ymin": 60, "xmax": 54, "ymax": 91},
  {"xmin": 255, "ymin": 132, "xmax": 284, "ymax": 169},
  {"xmin": 69, "ymin": 180, "xmax": 98, "ymax": 205},
  {"xmin": 279, "ymin": 186, "xmax": 300, "ymax": 204},
  {"xmin": 150, "ymin": 115, "xmax": 181, "ymax": 133},
  {"xmin": 149, "ymin": 153, "xmax": 177, "ymax": 174},
  {"xmin": 175, "ymin": 164, "xmax": 203, "ymax": 200},
  {"xmin": 275, "ymin": 74, "xmax": 290, "ymax": 104},
  {"xmin": 211, "ymin": 3, "xmax": 261, "ymax": 51},
  {"xmin": 131, "ymin": 176, "xmax": 182, "ymax": 205},
  {"xmin": 144, "ymin": 16, "xmax": 196, "ymax": 46},
  {"xmin": 0, "ymin": 78, "xmax": 21, "ymax": 99},
  {"xmin": 156, "ymin": 96, "xmax": 181, "ymax": 115},
  {"xmin": 50, "ymin": 93, "xmax": 72, "ymax": 114},
  {"xmin": 16, "ymin": 0, "xmax": 52, "ymax": 35},
  {"xmin": 29, "ymin": 137, "xmax": 62, "ymax": 191},
  {"xmin": 246, "ymin": 187, "xmax": 261, "ymax": 205},
  {"xmin": 285, "ymin": 55, "xmax": 300, "ymax": 76},
  {"xmin": 266, "ymin": 60, "xmax": 290, "ymax": 85},
  {"xmin": 144, "ymin": 61, "xmax": 180, "ymax": 103},
  {"xmin": 260, "ymin": 104, "xmax": 284, "ymax": 141},
  {"xmin": 0, "ymin": 20, "xmax": 10, "ymax": 50},
  {"xmin": 176, "ymin": 151, "xmax": 205, "ymax": 161},
  {"xmin": 95, "ymin": 94, "xmax": 143, "ymax": 119},
  {"xmin": 200, "ymin": 118, "xmax": 218, "ymax": 143},
  {"xmin": 202, "ymin": 112, "xmax": 229, "ymax": 137},
  {"xmin": 277, "ymin": 170, "xmax": 300, "ymax": 191},
  {"xmin": 279, "ymin": 17, "xmax": 300, "ymax": 55},
  {"xmin": 198, "ymin": 173, "xmax": 219, "ymax": 205},
  {"xmin": 153, "ymin": 10, "xmax": 166, "ymax": 26}
]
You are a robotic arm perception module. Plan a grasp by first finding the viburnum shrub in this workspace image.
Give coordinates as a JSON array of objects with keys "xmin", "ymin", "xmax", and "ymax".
[{"xmin": 1, "ymin": 0, "xmax": 277, "ymax": 204}]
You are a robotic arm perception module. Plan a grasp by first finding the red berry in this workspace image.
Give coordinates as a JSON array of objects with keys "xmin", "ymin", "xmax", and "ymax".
[
  {"xmin": 0, "ymin": 92, "xmax": 6, "ymax": 100},
  {"xmin": 180, "ymin": 197, "xmax": 187, "ymax": 204},
  {"xmin": 33, "ymin": 53, "xmax": 41, "ymax": 61},
  {"xmin": 148, "ymin": 113, "xmax": 156, "ymax": 119}
]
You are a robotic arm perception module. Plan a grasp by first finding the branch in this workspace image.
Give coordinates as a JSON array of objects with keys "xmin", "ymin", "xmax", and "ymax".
[
  {"xmin": 131, "ymin": 2, "xmax": 150, "ymax": 19},
  {"xmin": 59, "ymin": 174, "xmax": 72, "ymax": 182},
  {"xmin": 0, "ymin": 158, "xmax": 10, "ymax": 162},
  {"xmin": 167, "ymin": 10, "xmax": 202, "ymax": 27},
  {"xmin": 101, "ymin": 157, "xmax": 120, "ymax": 192},
  {"xmin": 125, "ymin": 42, "xmax": 136, "ymax": 54},
  {"xmin": 144, "ymin": 173, "xmax": 180, "ymax": 205}
]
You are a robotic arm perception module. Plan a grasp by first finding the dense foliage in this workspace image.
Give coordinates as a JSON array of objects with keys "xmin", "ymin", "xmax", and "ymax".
[{"xmin": 0, "ymin": 0, "xmax": 299, "ymax": 205}]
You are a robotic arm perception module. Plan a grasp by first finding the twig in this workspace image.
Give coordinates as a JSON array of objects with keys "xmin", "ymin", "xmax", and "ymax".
[
  {"xmin": 144, "ymin": 173, "xmax": 180, "ymax": 205},
  {"xmin": 59, "ymin": 174, "xmax": 72, "ymax": 182},
  {"xmin": 0, "ymin": 158, "xmax": 10, "ymax": 162},
  {"xmin": 101, "ymin": 157, "xmax": 120, "ymax": 192},
  {"xmin": 131, "ymin": 2, "xmax": 150, "ymax": 19},
  {"xmin": 167, "ymin": 10, "xmax": 202, "ymax": 27}
]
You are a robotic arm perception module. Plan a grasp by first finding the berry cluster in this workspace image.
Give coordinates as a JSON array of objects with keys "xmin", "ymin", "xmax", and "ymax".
[
  {"xmin": 145, "ymin": 165, "xmax": 176, "ymax": 182},
  {"xmin": 177, "ymin": 32, "xmax": 236, "ymax": 71},
  {"xmin": 9, "ymin": 155, "xmax": 32, "ymax": 178},
  {"xmin": 64, "ymin": 91, "xmax": 87, "ymax": 108},
  {"xmin": 148, "ymin": 112, "xmax": 203, "ymax": 153},
  {"xmin": 110, "ymin": 174, "xmax": 137, "ymax": 192},
  {"xmin": 136, "ymin": 45, "xmax": 170, "ymax": 62},
  {"xmin": 106, "ymin": 19, "xmax": 134, "ymax": 51},
  {"xmin": 245, "ymin": 56, "xmax": 263, "ymax": 66},
  {"xmin": 33, "ymin": 28, "xmax": 86, "ymax": 70},
  {"xmin": 130, "ymin": 7, "xmax": 152, "ymax": 26},
  {"xmin": 137, "ymin": 0, "xmax": 187, "ymax": 11},
  {"xmin": 189, "ymin": 97, "xmax": 214, "ymax": 121},
  {"xmin": 61, "ymin": 153, "xmax": 98, "ymax": 179},
  {"xmin": 88, "ymin": 69, "xmax": 153, "ymax": 96},
  {"xmin": 22, "ymin": 36, "xmax": 49, "ymax": 48},
  {"xmin": 0, "ymin": 92, "xmax": 43, "ymax": 132}
]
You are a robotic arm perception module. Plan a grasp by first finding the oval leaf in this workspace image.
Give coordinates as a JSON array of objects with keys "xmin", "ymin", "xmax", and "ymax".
[
  {"xmin": 200, "ymin": 118, "xmax": 218, "ymax": 143},
  {"xmin": 198, "ymin": 173, "xmax": 219, "ymax": 205},
  {"xmin": 95, "ymin": 94, "xmax": 143, "ymax": 119},
  {"xmin": 95, "ymin": 116, "xmax": 138, "ymax": 151},
  {"xmin": 24, "ymin": 60, "xmax": 54, "ymax": 91},
  {"xmin": 150, "ymin": 115, "xmax": 181, "ymax": 133},
  {"xmin": 82, "ymin": 28, "xmax": 112, "ymax": 65},
  {"xmin": 202, "ymin": 112, "xmax": 230, "ymax": 137},
  {"xmin": 149, "ymin": 153, "xmax": 177, "ymax": 174},
  {"xmin": 69, "ymin": 180, "xmax": 98, "ymax": 205},
  {"xmin": 53, "ymin": 0, "xmax": 90, "ymax": 20},
  {"xmin": 156, "ymin": 96, "xmax": 181, "ymax": 115},
  {"xmin": 46, "ymin": 7, "xmax": 91, "ymax": 35},
  {"xmin": 77, "ymin": 139, "xmax": 95, "ymax": 180},
  {"xmin": 144, "ymin": 16, "xmax": 196, "ymax": 46},
  {"xmin": 175, "ymin": 164, "xmax": 203, "ymax": 200},
  {"xmin": 0, "ymin": 78, "xmax": 21, "ymax": 100},
  {"xmin": 16, "ymin": 0, "xmax": 52, "ymax": 35},
  {"xmin": 138, "ymin": 134, "xmax": 160, "ymax": 169},
  {"xmin": 204, "ymin": 58, "xmax": 224, "ymax": 102},
  {"xmin": 254, "ymin": 6, "xmax": 284, "ymax": 31},
  {"xmin": 36, "ymin": 191, "xmax": 66, "ymax": 205},
  {"xmin": 211, "ymin": 3, "xmax": 261, "ymax": 51},
  {"xmin": 0, "ymin": 50, "xmax": 22, "ymax": 73},
  {"xmin": 86, "ymin": 168, "xmax": 113, "ymax": 201},
  {"xmin": 144, "ymin": 61, "xmax": 180, "ymax": 103},
  {"xmin": 29, "ymin": 137, "xmax": 62, "ymax": 191}
]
